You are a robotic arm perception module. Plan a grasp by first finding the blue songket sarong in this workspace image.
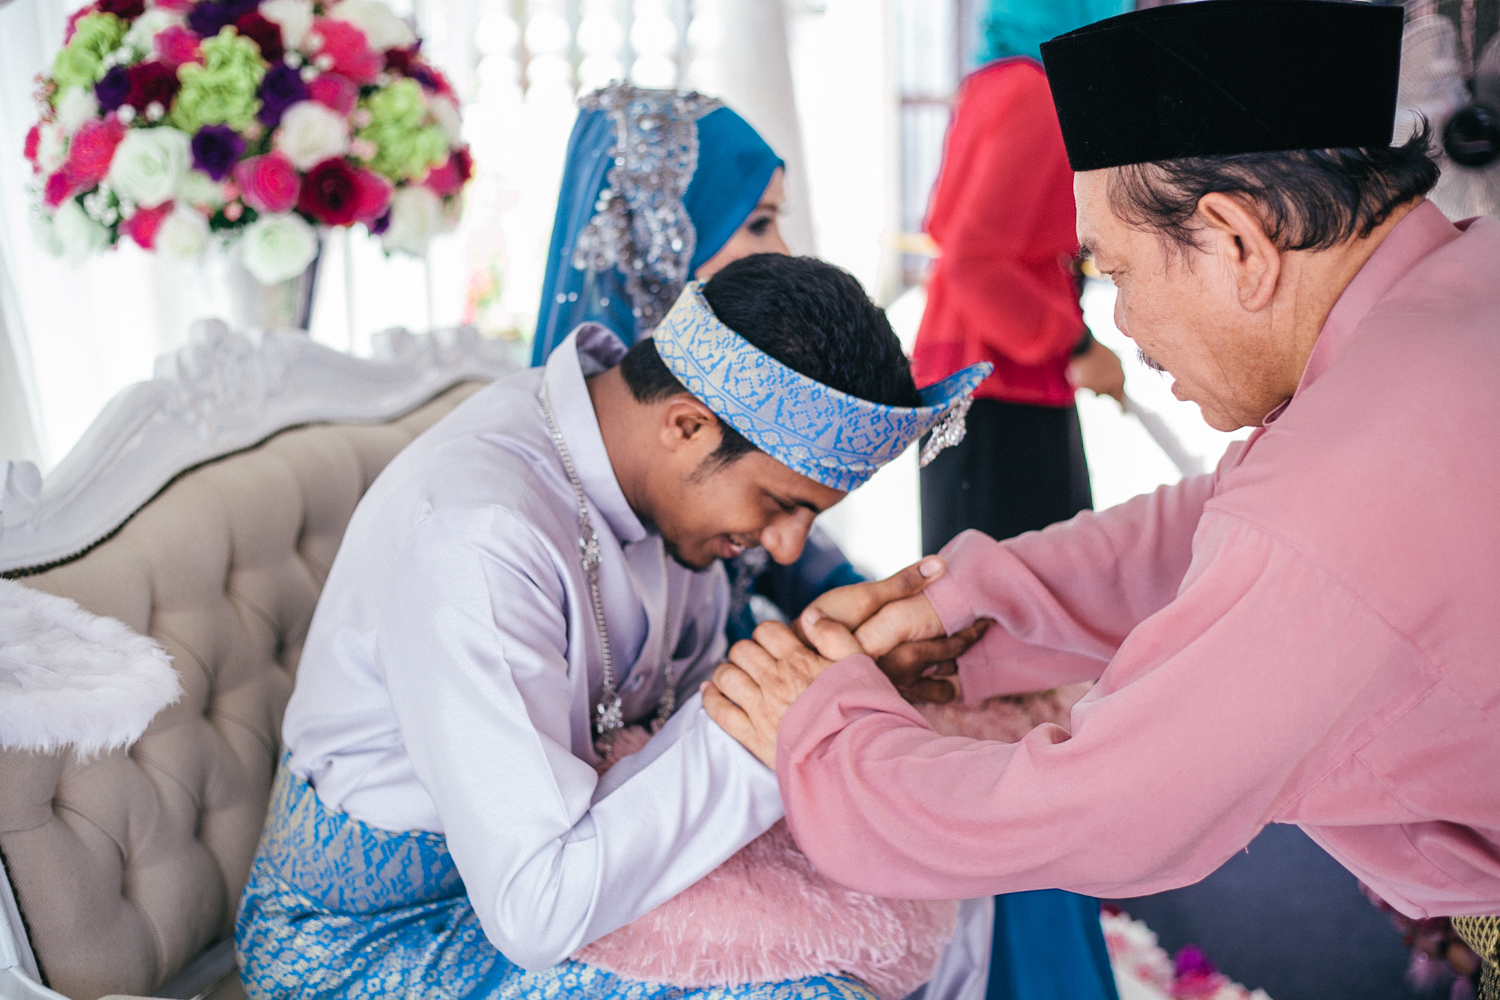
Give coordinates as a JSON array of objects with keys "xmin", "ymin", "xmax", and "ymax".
[{"xmin": 236, "ymin": 758, "xmax": 881, "ymax": 1000}]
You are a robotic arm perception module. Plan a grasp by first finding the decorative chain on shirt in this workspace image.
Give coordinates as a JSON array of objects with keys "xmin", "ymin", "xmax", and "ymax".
[{"xmin": 539, "ymin": 379, "xmax": 676, "ymax": 753}]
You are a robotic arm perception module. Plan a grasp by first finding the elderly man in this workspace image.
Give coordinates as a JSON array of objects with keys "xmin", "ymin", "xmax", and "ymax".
[{"xmin": 702, "ymin": 2, "xmax": 1500, "ymax": 995}]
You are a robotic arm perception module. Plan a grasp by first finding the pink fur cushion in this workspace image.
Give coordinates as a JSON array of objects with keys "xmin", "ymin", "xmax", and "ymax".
[{"xmin": 572, "ymin": 685, "xmax": 1087, "ymax": 999}]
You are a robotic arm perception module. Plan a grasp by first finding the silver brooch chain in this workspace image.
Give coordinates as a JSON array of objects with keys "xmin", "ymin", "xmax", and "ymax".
[{"xmin": 539, "ymin": 380, "xmax": 676, "ymax": 753}]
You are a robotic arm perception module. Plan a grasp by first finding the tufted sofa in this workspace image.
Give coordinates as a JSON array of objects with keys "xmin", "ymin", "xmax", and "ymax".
[{"xmin": 0, "ymin": 381, "xmax": 483, "ymax": 1000}]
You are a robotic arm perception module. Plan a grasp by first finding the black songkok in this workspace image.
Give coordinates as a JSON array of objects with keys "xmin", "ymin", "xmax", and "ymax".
[{"xmin": 1039, "ymin": 0, "xmax": 1404, "ymax": 171}]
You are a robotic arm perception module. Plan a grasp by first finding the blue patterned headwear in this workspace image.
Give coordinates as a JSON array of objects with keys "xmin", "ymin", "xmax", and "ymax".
[
  {"xmin": 654, "ymin": 283, "xmax": 992, "ymax": 493},
  {"xmin": 532, "ymin": 86, "xmax": 784, "ymax": 367}
]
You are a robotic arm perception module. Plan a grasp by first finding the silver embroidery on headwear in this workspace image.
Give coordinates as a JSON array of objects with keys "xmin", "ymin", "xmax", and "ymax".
[
  {"xmin": 572, "ymin": 85, "xmax": 724, "ymax": 332},
  {"xmin": 919, "ymin": 394, "xmax": 974, "ymax": 467}
]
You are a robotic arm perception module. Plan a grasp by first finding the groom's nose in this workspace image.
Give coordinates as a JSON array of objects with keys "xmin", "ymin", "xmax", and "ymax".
[{"xmin": 760, "ymin": 508, "xmax": 815, "ymax": 565}]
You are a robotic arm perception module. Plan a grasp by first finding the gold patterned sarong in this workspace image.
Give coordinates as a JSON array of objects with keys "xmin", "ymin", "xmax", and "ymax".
[{"xmin": 1452, "ymin": 915, "xmax": 1500, "ymax": 1000}]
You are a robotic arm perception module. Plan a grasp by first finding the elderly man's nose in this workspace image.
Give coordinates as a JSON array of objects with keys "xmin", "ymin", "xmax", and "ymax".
[{"xmin": 761, "ymin": 510, "xmax": 813, "ymax": 565}]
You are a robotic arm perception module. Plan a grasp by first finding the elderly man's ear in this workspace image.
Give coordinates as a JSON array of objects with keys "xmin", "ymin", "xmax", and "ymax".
[{"xmin": 1195, "ymin": 192, "xmax": 1283, "ymax": 312}]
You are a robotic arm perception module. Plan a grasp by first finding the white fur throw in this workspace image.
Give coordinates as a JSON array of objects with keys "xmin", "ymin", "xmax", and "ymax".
[{"xmin": 0, "ymin": 578, "xmax": 179, "ymax": 758}]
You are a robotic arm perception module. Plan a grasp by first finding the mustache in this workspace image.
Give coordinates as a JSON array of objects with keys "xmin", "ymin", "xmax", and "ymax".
[{"xmin": 1137, "ymin": 348, "xmax": 1167, "ymax": 373}]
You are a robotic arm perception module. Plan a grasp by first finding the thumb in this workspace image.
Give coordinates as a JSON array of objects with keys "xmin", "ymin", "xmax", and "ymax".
[{"xmin": 800, "ymin": 608, "xmax": 865, "ymax": 662}]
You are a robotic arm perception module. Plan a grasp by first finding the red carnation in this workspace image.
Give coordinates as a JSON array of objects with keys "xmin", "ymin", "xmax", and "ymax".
[
  {"xmin": 96, "ymin": 0, "xmax": 145, "ymax": 19},
  {"xmin": 63, "ymin": 115, "xmax": 127, "ymax": 191},
  {"xmin": 24, "ymin": 125, "xmax": 41, "ymax": 171},
  {"xmin": 307, "ymin": 73, "xmax": 358, "ymax": 115},
  {"xmin": 44, "ymin": 171, "xmax": 74, "ymax": 209},
  {"xmin": 154, "ymin": 25, "xmax": 202, "ymax": 68},
  {"xmin": 234, "ymin": 11, "xmax": 284, "ymax": 62},
  {"xmin": 125, "ymin": 61, "xmax": 180, "ymax": 112},
  {"xmin": 383, "ymin": 46, "xmax": 414, "ymax": 75},
  {"xmin": 234, "ymin": 151, "xmax": 301, "ymax": 214},
  {"xmin": 311, "ymin": 18, "xmax": 381, "ymax": 84},
  {"xmin": 122, "ymin": 201, "xmax": 175, "ymax": 249}
]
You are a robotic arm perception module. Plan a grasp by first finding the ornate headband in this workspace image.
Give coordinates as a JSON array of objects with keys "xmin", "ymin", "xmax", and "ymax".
[{"xmin": 653, "ymin": 283, "xmax": 992, "ymax": 492}]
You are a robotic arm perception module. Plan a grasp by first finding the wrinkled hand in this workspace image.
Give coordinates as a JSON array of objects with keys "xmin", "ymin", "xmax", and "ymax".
[
  {"xmin": 703, "ymin": 618, "xmax": 862, "ymax": 768},
  {"xmin": 877, "ymin": 618, "xmax": 992, "ymax": 704},
  {"xmin": 1067, "ymin": 338, "xmax": 1126, "ymax": 406}
]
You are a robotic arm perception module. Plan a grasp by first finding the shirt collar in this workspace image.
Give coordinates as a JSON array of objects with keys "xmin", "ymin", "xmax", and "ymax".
[
  {"xmin": 542, "ymin": 323, "xmax": 648, "ymax": 545},
  {"xmin": 1266, "ymin": 200, "xmax": 1462, "ymax": 426}
]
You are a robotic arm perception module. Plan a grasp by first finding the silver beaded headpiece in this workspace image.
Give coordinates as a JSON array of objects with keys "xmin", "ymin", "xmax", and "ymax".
[{"xmin": 571, "ymin": 85, "xmax": 725, "ymax": 333}]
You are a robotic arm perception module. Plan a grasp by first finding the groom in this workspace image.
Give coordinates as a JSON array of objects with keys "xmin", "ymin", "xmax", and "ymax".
[{"xmin": 235, "ymin": 253, "xmax": 989, "ymax": 999}]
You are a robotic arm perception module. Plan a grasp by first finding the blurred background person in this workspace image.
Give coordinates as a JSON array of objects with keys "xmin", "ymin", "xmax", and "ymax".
[{"xmin": 914, "ymin": 0, "xmax": 1127, "ymax": 559}]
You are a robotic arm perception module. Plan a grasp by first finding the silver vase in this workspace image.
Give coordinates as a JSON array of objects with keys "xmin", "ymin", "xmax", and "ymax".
[{"xmin": 202, "ymin": 235, "xmax": 323, "ymax": 334}]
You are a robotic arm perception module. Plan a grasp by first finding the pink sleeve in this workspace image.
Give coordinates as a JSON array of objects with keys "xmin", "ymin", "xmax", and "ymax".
[
  {"xmin": 925, "ymin": 471, "xmax": 1218, "ymax": 699},
  {"xmin": 776, "ymin": 513, "xmax": 1403, "ymax": 901}
]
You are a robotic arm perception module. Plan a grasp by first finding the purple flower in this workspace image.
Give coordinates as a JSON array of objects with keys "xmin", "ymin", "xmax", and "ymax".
[
  {"xmin": 1173, "ymin": 945, "xmax": 1217, "ymax": 980},
  {"xmin": 371, "ymin": 209, "xmax": 391, "ymax": 235},
  {"xmin": 191, "ymin": 124, "xmax": 245, "ymax": 181},
  {"xmin": 95, "ymin": 65, "xmax": 130, "ymax": 113},
  {"xmin": 256, "ymin": 63, "xmax": 308, "ymax": 128},
  {"xmin": 187, "ymin": 1, "xmax": 236, "ymax": 39}
]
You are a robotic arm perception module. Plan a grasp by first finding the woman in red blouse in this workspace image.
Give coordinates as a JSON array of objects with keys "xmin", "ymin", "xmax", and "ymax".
[{"xmin": 915, "ymin": 44, "xmax": 1124, "ymax": 554}]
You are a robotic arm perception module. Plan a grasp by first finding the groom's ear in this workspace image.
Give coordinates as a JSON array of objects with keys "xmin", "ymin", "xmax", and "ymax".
[{"xmin": 657, "ymin": 395, "xmax": 721, "ymax": 454}]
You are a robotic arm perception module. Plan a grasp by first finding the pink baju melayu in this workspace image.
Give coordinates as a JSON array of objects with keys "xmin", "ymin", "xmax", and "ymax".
[{"xmin": 777, "ymin": 200, "xmax": 1500, "ymax": 920}]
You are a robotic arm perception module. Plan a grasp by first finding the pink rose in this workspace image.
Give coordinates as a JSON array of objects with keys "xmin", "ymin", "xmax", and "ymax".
[
  {"xmin": 154, "ymin": 25, "xmax": 202, "ymax": 68},
  {"xmin": 312, "ymin": 18, "xmax": 381, "ymax": 84},
  {"xmin": 151, "ymin": 0, "xmax": 197, "ymax": 12},
  {"xmin": 307, "ymin": 73, "xmax": 358, "ymax": 115},
  {"xmin": 234, "ymin": 152, "xmax": 301, "ymax": 214},
  {"xmin": 63, "ymin": 116, "xmax": 128, "ymax": 191},
  {"xmin": 122, "ymin": 200, "xmax": 175, "ymax": 249},
  {"xmin": 44, "ymin": 171, "xmax": 74, "ymax": 208},
  {"xmin": 352, "ymin": 167, "xmax": 391, "ymax": 223},
  {"xmin": 24, "ymin": 125, "xmax": 41, "ymax": 172},
  {"xmin": 422, "ymin": 149, "xmax": 471, "ymax": 197}
]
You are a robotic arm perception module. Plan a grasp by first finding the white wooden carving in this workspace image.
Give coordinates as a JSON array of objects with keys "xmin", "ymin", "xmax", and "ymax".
[{"xmin": 0, "ymin": 319, "xmax": 519, "ymax": 575}]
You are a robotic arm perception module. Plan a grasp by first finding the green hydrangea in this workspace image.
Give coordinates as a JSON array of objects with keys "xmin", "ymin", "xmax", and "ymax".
[
  {"xmin": 169, "ymin": 28, "xmax": 265, "ymax": 134},
  {"xmin": 357, "ymin": 79, "xmax": 449, "ymax": 182},
  {"xmin": 52, "ymin": 13, "xmax": 126, "ymax": 93}
]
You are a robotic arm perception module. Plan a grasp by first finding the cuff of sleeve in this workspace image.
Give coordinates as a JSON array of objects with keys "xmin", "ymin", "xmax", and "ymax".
[
  {"xmin": 924, "ymin": 573, "xmax": 976, "ymax": 635},
  {"xmin": 778, "ymin": 654, "xmax": 922, "ymax": 774}
]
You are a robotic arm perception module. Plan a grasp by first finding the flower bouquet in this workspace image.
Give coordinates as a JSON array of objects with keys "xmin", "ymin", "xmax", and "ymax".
[{"xmin": 25, "ymin": 0, "xmax": 473, "ymax": 285}]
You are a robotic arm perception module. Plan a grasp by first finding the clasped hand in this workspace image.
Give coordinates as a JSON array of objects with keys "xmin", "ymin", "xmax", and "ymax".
[{"xmin": 702, "ymin": 557, "xmax": 992, "ymax": 767}]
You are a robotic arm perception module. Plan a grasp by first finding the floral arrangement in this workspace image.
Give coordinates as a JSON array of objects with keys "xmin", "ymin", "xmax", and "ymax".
[
  {"xmin": 1102, "ymin": 909, "xmax": 1274, "ymax": 1000},
  {"xmin": 1361, "ymin": 883, "xmax": 1482, "ymax": 994},
  {"xmin": 24, "ymin": 0, "xmax": 473, "ymax": 284}
]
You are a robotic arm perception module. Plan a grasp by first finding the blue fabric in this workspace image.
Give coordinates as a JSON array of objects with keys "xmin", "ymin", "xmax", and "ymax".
[
  {"xmin": 986, "ymin": 891, "xmax": 1120, "ymax": 1000},
  {"xmin": 237, "ymin": 756, "xmax": 883, "ymax": 1000},
  {"xmin": 977, "ymin": 0, "xmax": 1130, "ymax": 64},
  {"xmin": 532, "ymin": 105, "xmax": 782, "ymax": 366},
  {"xmin": 655, "ymin": 283, "xmax": 990, "ymax": 492}
]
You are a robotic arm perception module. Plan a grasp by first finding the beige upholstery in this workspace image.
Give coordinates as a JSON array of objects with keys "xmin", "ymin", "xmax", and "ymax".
[{"xmin": 0, "ymin": 383, "xmax": 483, "ymax": 1000}]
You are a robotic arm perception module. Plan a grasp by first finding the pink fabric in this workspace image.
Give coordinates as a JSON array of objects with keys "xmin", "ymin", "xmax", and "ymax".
[
  {"xmin": 573, "ymin": 727, "xmax": 958, "ymax": 1000},
  {"xmin": 777, "ymin": 201, "xmax": 1500, "ymax": 920}
]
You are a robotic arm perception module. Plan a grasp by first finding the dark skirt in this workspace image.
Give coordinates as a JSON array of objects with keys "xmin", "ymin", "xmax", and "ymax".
[{"xmin": 920, "ymin": 398, "xmax": 1092, "ymax": 553}]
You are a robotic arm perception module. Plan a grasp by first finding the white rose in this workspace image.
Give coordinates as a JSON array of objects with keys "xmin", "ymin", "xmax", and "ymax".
[
  {"xmin": 156, "ymin": 205, "xmax": 210, "ymax": 258},
  {"xmin": 380, "ymin": 186, "xmax": 441, "ymax": 256},
  {"xmin": 428, "ymin": 96, "xmax": 463, "ymax": 146},
  {"xmin": 240, "ymin": 213, "xmax": 319, "ymax": 284},
  {"xmin": 52, "ymin": 199, "xmax": 111, "ymax": 264},
  {"xmin": 34, "ymin": 122, "xmax": 68, "ymax": 175},
  {"xmin": 124, "ymin": 8, "xmax": 181, "ymax": 58},
  {"xmin": 54, "ymin": 87, "xmax": 99, "ymax": 136},
  {"xmin": 274, "ymin": 101, "xmax": 351, "ymax": 171},
  {"xmin": 177, "ymin": 169, "xmax": 225, "ymax": 209},
  {"xmin": 327, "ymin": 0, "xmax": 414, "ymax": 50},
  {"xmin": 108, "ymin": 127, "xmax": 191, "ymax": 208},
  {"xmin": 260, "ymin": 0, "xmax": 314, "ymax": 50}
]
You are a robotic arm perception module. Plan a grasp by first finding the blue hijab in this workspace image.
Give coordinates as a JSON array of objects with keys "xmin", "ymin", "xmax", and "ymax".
[
  {"xmin": 531, "ymin": 88, "xmax": 784, "ymax": 366},
  {"xmin": 977, "ymin": 0, "xmax": 1130, "ymax": 64}
]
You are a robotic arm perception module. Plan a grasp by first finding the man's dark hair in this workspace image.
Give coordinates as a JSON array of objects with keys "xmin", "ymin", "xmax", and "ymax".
[
  {"xmin": 1107, "ymin": 123, "xmax": 1441, "ymax": 255},
  {"xmin": 619, "ymin": 254, "xmax": 920, "ymax": 470}
]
